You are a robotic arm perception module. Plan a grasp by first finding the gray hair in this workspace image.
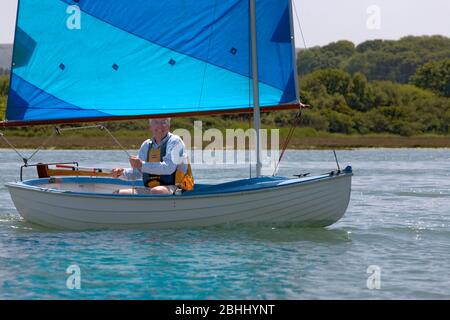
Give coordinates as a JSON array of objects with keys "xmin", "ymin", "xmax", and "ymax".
[{"xmin": 148, "ymin": 118, "xmax": 171, "ymax": 125}]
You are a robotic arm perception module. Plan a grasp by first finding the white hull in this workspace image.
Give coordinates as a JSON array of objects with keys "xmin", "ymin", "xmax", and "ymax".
[{"xmin": 6, "ymin": 173, "xmax": 352, "ymax": 230}]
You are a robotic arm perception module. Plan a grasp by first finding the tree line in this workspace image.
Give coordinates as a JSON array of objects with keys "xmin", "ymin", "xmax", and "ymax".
[
  {"xmin": 1, "ymin": 36, "xmax": 449, "ymax": 136},
  {"xmin": 298, "ymin": 35, "xmax": 450, "ymax": 86},
  {"xmin": 290, "ymin": 35, "xmax": 450, "ymax": 136}
]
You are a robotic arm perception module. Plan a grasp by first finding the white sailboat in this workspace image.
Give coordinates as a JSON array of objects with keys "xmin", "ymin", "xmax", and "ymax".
[{"xmin": 2, "ymin": 0, "xmax": 352, "ymax": 230}]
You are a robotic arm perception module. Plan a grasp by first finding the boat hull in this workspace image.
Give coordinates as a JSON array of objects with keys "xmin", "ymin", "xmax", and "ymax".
[{"xmin": 6, "ymin": 173, "xmax": 352, "ymax": 230}]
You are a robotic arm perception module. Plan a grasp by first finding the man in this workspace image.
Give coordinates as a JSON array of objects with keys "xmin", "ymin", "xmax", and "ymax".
[{"xmin": 111, "ymin": 118, "xmax": 192, "ymax": 195}]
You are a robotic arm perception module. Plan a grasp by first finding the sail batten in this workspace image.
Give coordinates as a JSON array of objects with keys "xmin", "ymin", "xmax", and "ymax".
[{"xmin": 4, "ymin": 0, "xmax": 298, "ymax": 126}]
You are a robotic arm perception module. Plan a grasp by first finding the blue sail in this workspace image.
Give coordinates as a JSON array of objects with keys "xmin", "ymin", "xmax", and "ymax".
[{"xmin": 5, "ymin": 0, "xmax": 298, "ymax": 124}]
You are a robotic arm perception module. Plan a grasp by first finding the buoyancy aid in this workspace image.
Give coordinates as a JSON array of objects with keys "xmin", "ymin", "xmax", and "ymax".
[{"xmin": 142, "ymin": 139, "xmax": 194, "ymax": 191}]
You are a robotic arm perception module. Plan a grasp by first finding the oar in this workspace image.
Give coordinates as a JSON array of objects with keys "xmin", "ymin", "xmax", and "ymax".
[
  {"xmin": 55, "ymin": 164, "xmax": 113, "ymax": 174},
  {"xmin": 42, "ymin": 164, "xmax": 113, "ymax": 177}
]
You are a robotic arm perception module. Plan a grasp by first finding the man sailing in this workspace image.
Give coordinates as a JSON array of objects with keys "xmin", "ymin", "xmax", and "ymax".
[{"xmin": 111, "ymin": 118, "xmax": 193, "ymax": 194}]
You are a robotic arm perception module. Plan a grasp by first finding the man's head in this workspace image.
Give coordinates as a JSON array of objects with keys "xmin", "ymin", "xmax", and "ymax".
[{"xmin": 149, "ymin": 118, "xmax": 171, "ymax": 142}]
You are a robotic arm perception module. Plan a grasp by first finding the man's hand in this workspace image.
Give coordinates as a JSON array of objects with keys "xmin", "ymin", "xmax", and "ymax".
[
  {"xmin": 129, "ymin": 156, "xmax": 143, "ymax": 169},
  {"xmin": 111, "ymin": 168, "xmax": 124, "ymax": 178}
]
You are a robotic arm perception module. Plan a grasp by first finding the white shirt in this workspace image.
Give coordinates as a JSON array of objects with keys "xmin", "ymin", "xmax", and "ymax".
[{"xmin": 121, "ymin": 132, "xmax": 187, "ymax": 181}]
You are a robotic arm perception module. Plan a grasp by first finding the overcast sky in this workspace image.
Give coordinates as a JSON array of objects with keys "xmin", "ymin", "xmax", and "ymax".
[{"xmin": 1, "ymin": 0, "xmax": 449, "ymax": 47}]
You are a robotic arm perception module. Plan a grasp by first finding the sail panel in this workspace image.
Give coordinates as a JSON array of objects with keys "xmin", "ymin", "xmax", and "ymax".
[{"xmin": 6, "ymin": 0, "xmax": 298, "ymax": 124}]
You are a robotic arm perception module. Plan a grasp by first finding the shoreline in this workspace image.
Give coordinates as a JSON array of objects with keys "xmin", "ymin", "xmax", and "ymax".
[{"xmin": 1, "ymin": 136, "xmax": 450, "ymax": 150}]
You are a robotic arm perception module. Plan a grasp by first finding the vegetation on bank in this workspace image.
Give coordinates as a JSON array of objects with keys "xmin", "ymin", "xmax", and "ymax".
[
  {"xmin": 1, "ymin": 36, "xmax": 450, "ymax": 147},
  {"xmin": 298, "ymin": 35, "xmax": 450, "ymax": 86}
]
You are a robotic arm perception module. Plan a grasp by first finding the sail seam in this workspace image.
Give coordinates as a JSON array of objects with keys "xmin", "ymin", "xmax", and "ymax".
[
  {"xmin": 9, "ymin": 73, "xmax": 288, "ymax": 117},
  {"xmin": 56, "ymin": 0, "xmax": 285, "ymax": 92},
  {"xmin": 7, "ymin": 73, "xmax": 111, "ymax": 116}
]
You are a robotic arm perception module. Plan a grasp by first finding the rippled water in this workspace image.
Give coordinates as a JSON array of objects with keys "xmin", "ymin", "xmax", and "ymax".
[{"xmin": 1, "ymin": 148, "xmax": 449, "ymax": 299}]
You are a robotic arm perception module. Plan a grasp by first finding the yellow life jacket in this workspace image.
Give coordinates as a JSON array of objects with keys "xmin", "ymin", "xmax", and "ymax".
[
  {"xmin": 175, "ymin": 160, "xmax": 195, "ymax": 191},
  {"xmin": 144, "ymin": 141, "xmax": 194, "ymax": 191}
]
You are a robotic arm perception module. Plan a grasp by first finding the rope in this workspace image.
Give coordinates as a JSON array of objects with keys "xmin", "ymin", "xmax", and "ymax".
[
  {"xmin": 97, "ymin": 125, "xmax": 136, "ymax": 194},
  {"xmin": 99, "ymin": 125, "xmax": 132, "ymax": 158},
  {"xmin": 0, "ymin": 129, "xmax": 59, "ymax": 164},
  {"xmin": 58, "ymin": 125, "xmax": 105, "ymax": 132},
  {"xmin": 60, "ymin": 124, "xmax": 136, "ymax": 194},
  {"xmin": 272, "ymin": 106, "xmax": 306, "ymax": 176},
  {"xmin": 2, "ymin": 124, "xmax": 137, "ymax": 194},
  {"xmin": 0, "ymin": 132, "xmax": 27, "ymax": 163},
  {"xmin": 26, "ymin": 128, "xmax": 59, "ymax": 163},
  {"xmin": 270, "ymin": 1, "xmax": 308, "ymax": 176},
  {"xmin": 55, "ymin": 124, "xmax": 131, "ymax": 158},
  {"xmin": 270, "ymin": 1, "xmax": 341, "ymax": 175},
  {"xmin": 292, "ymin": 1, "xmax": 308, "ymax": 49}
]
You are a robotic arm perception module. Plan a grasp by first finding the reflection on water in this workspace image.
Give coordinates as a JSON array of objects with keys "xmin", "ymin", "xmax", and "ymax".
[
  {"xmin": 207, "ymin": 225, "xmax": 352, "ymax": 244},
  {"xmin": 1, "ymin": 149, "xmax": 450, "ymax": 299}
]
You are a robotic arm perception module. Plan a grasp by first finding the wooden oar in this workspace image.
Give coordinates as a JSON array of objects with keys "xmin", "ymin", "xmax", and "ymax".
[
  {"xmin": 55, "ymin": 164, "xmax": 112, "ymax": 173},
  {"xmin": 37, "ymin": 164, "xmax": 112, "ymax": 178}
]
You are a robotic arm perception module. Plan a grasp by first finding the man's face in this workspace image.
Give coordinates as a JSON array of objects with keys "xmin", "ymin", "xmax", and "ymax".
[{"xmin": 149, "ymin": 118, "xmax": 170, "ymax": 140}]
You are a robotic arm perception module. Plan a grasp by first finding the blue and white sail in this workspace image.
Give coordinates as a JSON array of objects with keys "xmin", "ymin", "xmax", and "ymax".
[{"xmin": 4, "ymin": 0, "xmax": 298, "ymax": 125}]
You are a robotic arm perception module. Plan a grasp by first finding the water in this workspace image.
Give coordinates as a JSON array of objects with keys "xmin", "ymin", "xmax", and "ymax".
[{"xmin": 0, "ymin": 148, "xmax": 449, "ymax": 299}]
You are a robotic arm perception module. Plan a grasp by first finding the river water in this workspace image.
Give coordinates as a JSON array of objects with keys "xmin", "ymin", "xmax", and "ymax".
[{"xmin": 0, "ymin": 148, "xmax": 449, "ymax": 299}]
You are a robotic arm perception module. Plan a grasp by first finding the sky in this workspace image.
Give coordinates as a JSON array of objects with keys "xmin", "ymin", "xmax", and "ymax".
[{"xmin": 0, "ymin": 0, "xmax": 449, "ymax": 47}]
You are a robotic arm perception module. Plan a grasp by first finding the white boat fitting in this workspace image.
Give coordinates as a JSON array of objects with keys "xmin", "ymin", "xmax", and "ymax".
[{"xmin": 6, "ymin": 167, "xmax": 352, "ymax": 230}]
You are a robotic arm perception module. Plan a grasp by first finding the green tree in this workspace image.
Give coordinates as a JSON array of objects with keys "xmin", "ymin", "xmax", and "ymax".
[
  {"xmin": 299, "ymin": 35, "xmax": 450, "ymax": 83},
  {"xmin": 411, "ymin": 58, "xmax": 450, "ymax": 97},
  {"xmin": 346, "ymin": 73, "xmax": 374, "ymax": 111},
  {"xmin": 304, "ymin": 69, "xmax": 351, "ymax": 96},
  {"xmin": 322, "ymin": 109, "xmax": 354, "ymax": 134},
  {"xmin": 297, "ymin": 40, "xmax": 356, "ymax": 76}
]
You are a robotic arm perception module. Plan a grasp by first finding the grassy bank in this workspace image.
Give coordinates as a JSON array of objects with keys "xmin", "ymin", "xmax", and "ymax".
[{"xmin": 1, "ymin": 129, "xmax": 449, "ymax": 150}]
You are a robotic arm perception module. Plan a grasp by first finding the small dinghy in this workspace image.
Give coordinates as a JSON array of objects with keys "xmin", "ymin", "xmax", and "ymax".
[
  {"xmin": 2, "ymin": 0, "xmax": 353, "ymax": 230},
  {"xmin": 6, "ymin": 167, "xmax": 352, "ymax": 230}
]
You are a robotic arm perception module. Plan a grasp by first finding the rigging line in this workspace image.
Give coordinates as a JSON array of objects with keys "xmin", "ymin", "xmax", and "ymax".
[
  {"xmin": 58, "ymin": 124, "xmax": 136, "ymax": 193},
  {"xmin": 292, "ymin": 1, "xmax": 341, "ymax": 173},
  {"xmin": 98, "ymin": 125, "xmax": 138, "ymax": 195},
  {"xmin": 30, "ymin": 125, "xmax": 107, "ymax": 163},
  {"xmin": 26, "ymin": 128, "xmax": 59, "ymax": 162},
  {"xmin": 1, "ymin": 127, "xmax": 58, "ymax": 164},
  {"xmin": 0, "ymin": 132, "xmax": 27, "ymax": 162},
  {"xmin": 197, "ymin": 0, "xmax": 218, "ymax": 110},
  {"xmin": 98, "ymin": 125, "xmax": 138, "ymax": 194},
  {"xmin": 272, "ymin": 108, "xmax": 304, "ymax": 176},
  {"xmin": 100, "ymin": 125, "xmax": 132, "ymax": 158},
  {"xmin": 28, "ymin": 124, "xmax": 107, "ymax": 162},
  {"xmin": 58, "ymin": 125, "xmax": 105, "ymax": 132},
  {"xmin": 292, "ymin": 1, "xmax": 308, "ymax": 49},
  {"xmin": 58, "ymin": 124, "xmax": 133, "ymax": 170}
]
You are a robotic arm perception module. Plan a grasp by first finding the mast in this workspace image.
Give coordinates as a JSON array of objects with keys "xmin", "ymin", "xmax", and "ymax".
[{"xmin": 249, "ymin": 0, "xmax": 262, "ymax": 177}]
